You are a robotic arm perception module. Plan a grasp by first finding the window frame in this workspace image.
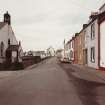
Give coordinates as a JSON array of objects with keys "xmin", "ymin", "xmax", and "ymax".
[
  {"xmin": 90, "ymin": 47, "xmax": 95, "ymax": 63},
  {"xmin": 91, "ymin": 23, "xmax": 95, "ymax": 40}
]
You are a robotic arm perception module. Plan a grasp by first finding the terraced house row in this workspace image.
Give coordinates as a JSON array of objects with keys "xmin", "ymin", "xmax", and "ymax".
[{"xmin": 65, "ymin": 3, "xmax": 105, "ymax": 70}]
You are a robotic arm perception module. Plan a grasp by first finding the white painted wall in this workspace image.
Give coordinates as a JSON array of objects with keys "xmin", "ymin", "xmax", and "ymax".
[
  {"xmin": 100, "ymin": 21, "xmax": 105, "ymax": 67},
  {"xmin": 8, "ymin": 25, "xmax": 18, "ymax": 45},
  {"xmin": 0, "ymin": 24, "xmax": 19, "ymax": 63},
  {"xmin": 70, "ymin": 41, "xmax": 74, "ymax": 61},
  {"xmin": 85, "ymin": 19, "xmax": 99, "ymax": 69},
  {"xmin": 65, "ymin": 42, "xmax": 71, "ymax": 60},
  {"xmin": 61, "ymin": 50, "xmax": 65, "ymax": 58},
  {"xmin": 12, "ymin": 51, "xmax": 17, "ymax": 63},
  {"xmin": 47, "ymin": 47, "xmax": 55, "ymax": 56},
  {"xmin": 65, "ymin": 49, "xmax": 70, "ymax": 59},
  {"xmin": 0, "ymin": 24, "xmax": 18, "ymax": 50}
]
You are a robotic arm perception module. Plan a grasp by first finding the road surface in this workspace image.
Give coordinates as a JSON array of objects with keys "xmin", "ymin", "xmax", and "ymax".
[{"xmin": 0, "ymin": 57, "xmax": 105, "ymax": 105}]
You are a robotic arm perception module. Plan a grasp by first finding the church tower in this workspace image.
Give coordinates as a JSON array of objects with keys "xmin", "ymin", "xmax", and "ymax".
[{"xmin": 4, "ymin": 11, "xmax": 11, "ymax": 25}]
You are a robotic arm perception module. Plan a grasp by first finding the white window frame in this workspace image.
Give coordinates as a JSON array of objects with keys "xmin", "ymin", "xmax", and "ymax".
[
  {"xmin": 90, "ymin": 47, "xmax": 95, "ymax": 63},
  {"xmin": 91, "ymin": 23, "xmax": 95, "ymax": 40}
]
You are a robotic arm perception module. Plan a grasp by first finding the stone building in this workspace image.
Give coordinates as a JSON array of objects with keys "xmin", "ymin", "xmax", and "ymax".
[{"xmin": 0, "ymin": 11, "xmax": 23, "ymax": 64}]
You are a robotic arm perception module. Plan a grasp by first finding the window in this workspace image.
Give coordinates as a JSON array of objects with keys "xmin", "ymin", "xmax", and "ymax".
[
  {"xmin": 0, "ymin": 42, "xmax": 4, "ymax": 57},
  {"xmin": 84, "ymin": 30, "xmax": 88, "ymax": 42},
  {"xmin": 70, "ymin": 42, "xmax": 71, "ymax": 49},
  {"xmin": 8, "ymin": 39, "xmax": 10, "ymax": 46},
  {"xmin": 91, "ymin": 23, "xmax": 95, "ymax": 39},
  {"xmin": 72, "ymin": 41, "xmax": 74, "ymax": 48},
  {"xmin": 91, "ymin": 47, "xmax": 95, "ymax": 62},
  {"xmin": 70, "ymin": 42, "xmax": 72, "ymax": 49},
  {"xmin": 70, "ymin": 51, "xmax": 73, "ymax": 58}
]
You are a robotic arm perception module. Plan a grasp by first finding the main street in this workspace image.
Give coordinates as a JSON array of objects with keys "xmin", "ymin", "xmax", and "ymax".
[{"xmin": 0, "ymin": 57, "xmax": 105, "ymax": 105}]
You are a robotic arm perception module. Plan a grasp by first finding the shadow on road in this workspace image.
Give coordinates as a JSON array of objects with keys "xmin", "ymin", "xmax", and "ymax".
[{"xmin": 59, "ymin": 62, "xmax": 105, "ymax": 105}]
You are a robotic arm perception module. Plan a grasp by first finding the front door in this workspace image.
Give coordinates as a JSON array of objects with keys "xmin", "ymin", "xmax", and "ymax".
[
  {"xmin": 6, "ymin": 50, "xmax": 12, "ymax": 63},
  {"xmin": 85, "ymin": 49, "xmax": 88, "ymax": 65}
]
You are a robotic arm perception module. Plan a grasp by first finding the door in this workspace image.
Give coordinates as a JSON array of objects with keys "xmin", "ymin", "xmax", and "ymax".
[
  {"xmin": 85, "ymin": 49, "xmax": 88, "ymax": 65},
  {"xmin": 6, "ymin": 50, "xmax": 12, "ymax": 63}
]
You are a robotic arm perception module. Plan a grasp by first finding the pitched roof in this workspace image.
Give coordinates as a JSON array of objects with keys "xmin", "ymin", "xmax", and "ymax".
[
  {"xmin": 99, "ymin": 3, "xmax": 105, "ymax": 11},
  {"xmin": 0, "ymin": 22, "xmax": 6, "ymax": 29}
]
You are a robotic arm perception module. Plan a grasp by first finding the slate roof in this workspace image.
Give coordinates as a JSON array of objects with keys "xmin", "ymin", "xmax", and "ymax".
[{"xmin": 0, "ymin": 22, "xmax": 6, "ymax": 29}]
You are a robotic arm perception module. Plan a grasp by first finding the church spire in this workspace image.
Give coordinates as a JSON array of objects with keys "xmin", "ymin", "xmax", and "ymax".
[{"xmin": 4, "ymin": 11, "xmax": 11, "ymax": 25}]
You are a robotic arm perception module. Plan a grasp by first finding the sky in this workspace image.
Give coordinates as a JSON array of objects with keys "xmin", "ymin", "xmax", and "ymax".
[{"xmin": 0, "ymin": 0, "xmax": 105, "ymax": 51}]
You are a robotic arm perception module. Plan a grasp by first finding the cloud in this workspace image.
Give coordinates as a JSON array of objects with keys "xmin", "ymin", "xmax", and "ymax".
[{"xmin": 0, "ymin": 0, "xmax": 105, "ymax": 51}]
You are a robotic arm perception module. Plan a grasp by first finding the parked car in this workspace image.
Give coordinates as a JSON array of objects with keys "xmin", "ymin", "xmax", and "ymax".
[{"xmin": 60, "ymin": 57, "xmax": 70, "ymax": 63}]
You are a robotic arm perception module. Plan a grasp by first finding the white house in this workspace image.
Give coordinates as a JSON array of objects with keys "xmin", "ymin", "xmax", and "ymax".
[
  {"xmin": 65, "ymin": 41, "xmax": 70, "ymax": 60},
  {"xmin": 84, "ymin": 12, "xmax": 99, "ymax": 69},
  {"xmin": 27, "ymin": 51, "xmax": 46, "ymax": 59},
  {"xmin": 69, "ymin": 37, "xmax": 74, "ymax": 62},
  {"xmin": 84, "ymin": 4, "xmax": 105, "ymax": 69},
  {"xmin": 98, "ymin": 5, "xmax": 105, "ymax": 69},
  {"xmin": 100, "ymin": 19, "xmax": 105, "ymax": 69},
  {"xmin": 56, "ymin": 49, "xmax": 63, "ymax": 59},
  {"xmin": 47, "ymin": 46, "xmax": 55, "ymax": 57},
  {"xmin": 0, "ymin": 11, "xmax": 23, "ymax": 64}
]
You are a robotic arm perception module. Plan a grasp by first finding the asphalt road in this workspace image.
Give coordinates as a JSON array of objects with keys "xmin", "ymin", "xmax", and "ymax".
[{"xmin": 0, "ymin": 57, "xmax": 105, "ymax": 105}]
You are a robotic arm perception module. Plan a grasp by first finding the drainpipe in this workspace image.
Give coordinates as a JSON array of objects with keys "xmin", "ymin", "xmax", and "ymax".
[
  {"xmin": 98, "ymin": 19, "xmax": 100, "ymax": 70},
  {"xmin": 16, "ymin": 50, "xmax": 19, "ymax": 63}
]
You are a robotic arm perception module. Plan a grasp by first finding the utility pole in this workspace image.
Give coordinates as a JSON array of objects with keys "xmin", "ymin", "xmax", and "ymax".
[{"xmin": 64, "ymin": 39, "xmax": 65, "ymax": 58}]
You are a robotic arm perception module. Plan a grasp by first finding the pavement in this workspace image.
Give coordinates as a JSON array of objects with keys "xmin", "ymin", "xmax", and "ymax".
[{"xmin": 71, "ymin": 64, "xmax": 105, "ymax": 83}]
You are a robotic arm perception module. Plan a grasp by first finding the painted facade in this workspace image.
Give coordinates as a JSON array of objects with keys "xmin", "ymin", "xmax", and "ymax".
[
  {"xmin": 78, "ymin": 29, "xmax": 84, "ymax": 65},
  {"xmin": 99, "ymin": 11, "xmax": 105, "ymax": 69},
  {"xmin": 0, "ymin": 12, "xmax": 23, "ymax": 64},
  {"xmin": 74, "ymin": 33, "xmax": 79, "ymax": 64},
  {"xmin": 62, "ymin": 3, "xmax": 105, "ymax": 70},
  {"xmin": 47, "ymin": 46, "xmax": 55, "ymax": 57},
  {"xmin": 65, "ymin": 41, "xmax": 70, "ymax": 60},
  {"xmin": 84, "ymin": 17, "xmax": 99, "ymax": 69},
  {"xmin": 69, "ymin": 37, "xmax": 74, "ymax": 62}
]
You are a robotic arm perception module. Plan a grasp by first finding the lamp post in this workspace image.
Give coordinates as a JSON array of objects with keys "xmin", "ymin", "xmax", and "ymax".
[{"xmin": 64, "ymin": 39, "xmax": 65, "ymax": 58}]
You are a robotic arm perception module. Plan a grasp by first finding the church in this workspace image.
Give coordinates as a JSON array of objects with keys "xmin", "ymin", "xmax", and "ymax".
[{"xmin": 0, "ymin": 11, "xmax": 23, "ymax": 64}]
